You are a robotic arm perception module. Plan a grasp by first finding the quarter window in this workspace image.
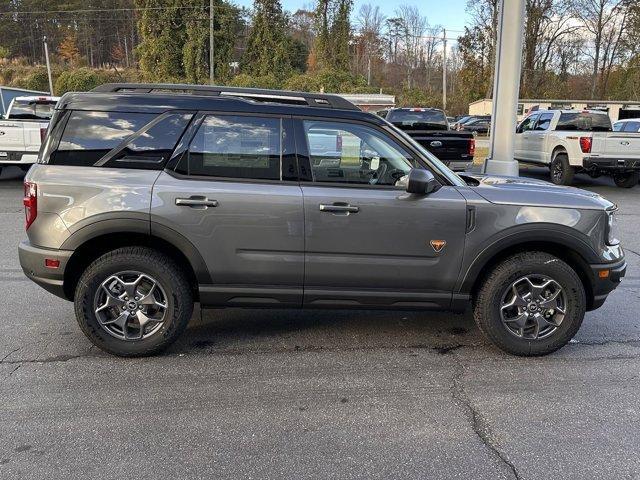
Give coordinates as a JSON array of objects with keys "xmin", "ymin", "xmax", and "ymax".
[
  {"xmin": 303, "ymin": 120, "xmax": 413, "ymax": 186},
  {"xmin": 187, "ymin": 115, "xmax": 281, "ymax": 180},
  {"xmin": 51, "ymin": 111, "xmax": 155, "ymax": 165}
]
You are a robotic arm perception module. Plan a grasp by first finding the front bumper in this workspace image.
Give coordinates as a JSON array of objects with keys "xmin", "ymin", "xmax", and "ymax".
[
  {"xmin": 589, "ymin": 257, "xmax": 626, "ymax": 310},
  {"xmin": 584, "ymin": 157, "xmax": 640, "ymax": 171},
  {"xmin": 19, "ymin": 241, "xmax": 73, "ymax": 300}
]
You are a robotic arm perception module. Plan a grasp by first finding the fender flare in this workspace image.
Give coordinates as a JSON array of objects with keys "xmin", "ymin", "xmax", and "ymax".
[
  {"xmin": 60, "ymin": 217, "xmax": 212, "ymax": 285},
  {"xmin": 456, "ymin": 225, "xmax": 599, "ymax": 294}
]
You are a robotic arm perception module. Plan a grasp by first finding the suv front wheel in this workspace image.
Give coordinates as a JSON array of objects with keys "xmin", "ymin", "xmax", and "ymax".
[
  {"xmin": 75, "ymin": 247, "xmax": 193, "ymax": 357},
  {"xmin": 473, "ymin": 251, "xmax": 586, "ymax": 356}
]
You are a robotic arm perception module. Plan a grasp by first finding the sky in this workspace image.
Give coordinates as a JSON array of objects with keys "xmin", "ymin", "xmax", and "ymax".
[{"xmin": 233, "ymin": 0, "xmax": 472, "ymax": 33}]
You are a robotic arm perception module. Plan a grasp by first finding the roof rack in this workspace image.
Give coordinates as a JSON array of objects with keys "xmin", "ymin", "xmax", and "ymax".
[{"xmin": 91, "ymin": 83, "xmax": 360, "ymax": 111}]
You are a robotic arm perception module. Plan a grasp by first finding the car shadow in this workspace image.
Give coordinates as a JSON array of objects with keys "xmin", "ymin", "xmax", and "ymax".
[{"xmin": 168, "ymin": 307, "xmax": 483, "ymax": 356}]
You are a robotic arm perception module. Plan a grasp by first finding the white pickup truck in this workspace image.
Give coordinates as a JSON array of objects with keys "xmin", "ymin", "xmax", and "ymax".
[
  {"xmin": 0, "ymin": 96, "xmax": 59, "ymax": 174},
  {"xmin": 514, "ymin": 109, "xmax": 640, "ymax": 188}
]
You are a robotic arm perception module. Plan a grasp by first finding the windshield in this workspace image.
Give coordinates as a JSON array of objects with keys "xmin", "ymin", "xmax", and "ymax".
[
  {"xmin": 384, "ymin": 122, "xmax": 466, "ymax": 187},
  {"xmin": 8, "ymin": 100, "xmax": 57, "ymax": 120},
  {"xmin": 386, "ymin": 109, "xmax": 448, "ymax": 130}
]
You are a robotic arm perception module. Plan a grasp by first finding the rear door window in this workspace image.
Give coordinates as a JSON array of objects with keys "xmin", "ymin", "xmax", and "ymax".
[
  {"xmin": 622, "ymin": 121, "xmax": 640, "ymax": 133},
  {"xmin": 51, "ymin": 111, "xmax": 155, "ymax": 165},
  {"xmin": 186, "ymin": 115, "xmax": 282, "ymax": 180},
  {"xmin": 534, "ymin": 113, "xmax": 554, "ymax": 131}
]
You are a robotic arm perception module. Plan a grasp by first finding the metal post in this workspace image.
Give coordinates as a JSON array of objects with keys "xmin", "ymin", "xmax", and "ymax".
[
  {"xmin": 442, "ymin": 28, "xmax": 447, "ymax": 112},
  {"xmin": 209, "ymin": 0, "xmax": 215, "ymax": 84},
  {"xmin": 43, "ymin": 36, "xmax": 54, "ymax": 95},
  {"xmin": 484, "ymin": 0, "xmax": 526, "ymax": 176}
]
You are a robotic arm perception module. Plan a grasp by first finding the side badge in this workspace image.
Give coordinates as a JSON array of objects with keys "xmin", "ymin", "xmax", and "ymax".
[{"xmin": 430, "ymin": 240, "xmax": 447, "ymax": 253}]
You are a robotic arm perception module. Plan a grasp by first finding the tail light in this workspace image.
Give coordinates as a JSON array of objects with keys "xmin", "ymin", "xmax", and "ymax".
[
  {"xmin": 40, "ymin": 126, "xmax": 47, "ymax": 142},
  {"xmin": 468, "ymin": 138, "xmax": 476, "ymax": 156},
  {"xmin": 23, "ymin": 181, "xmax": 37, "ymax": 230},
  {"xmin": 579, "ymin": 136, "xmax": 592, "ymax": 153}
]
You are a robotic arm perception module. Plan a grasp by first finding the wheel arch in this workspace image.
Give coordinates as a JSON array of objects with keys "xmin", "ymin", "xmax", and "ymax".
[
  {"xmin": 61, "ymin": 220, "xmax": 211, "ymax": 301},
  {"xmin": 460, "ymin": 233, "xmax": 598, "ymax": 310}
]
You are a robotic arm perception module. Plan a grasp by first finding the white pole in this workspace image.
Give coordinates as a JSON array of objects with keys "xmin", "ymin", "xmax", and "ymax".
[
  {"xmin": 209, "ymin": 0, "xmax": 215, "ymax": 84},
  {"xmin": 484, "ymin": 0, "xmax": 526, "ymax": 176},
  {"xmin": 442, "ymin": 28, "xmax": 447, "ymax": 112},
  {"xmin": 43, "ymin": 36, "xmax": 54, "ymax": 95}
]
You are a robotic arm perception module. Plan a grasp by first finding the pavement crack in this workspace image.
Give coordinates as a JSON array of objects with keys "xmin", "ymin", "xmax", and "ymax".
[
  {"xmin": 0, "ymin": 347, "xmax": 22, "ymax": 363},
  {"xmin": 624, "ymin": 248, "xmax": 640, "ymax": 258},
  {"xmin": 0, "ymin": 353, "xmax": 101, "ymax": 365},
  {"xmin": 450, "ymin": 355, "xmax": 521, "ymax": 480}
]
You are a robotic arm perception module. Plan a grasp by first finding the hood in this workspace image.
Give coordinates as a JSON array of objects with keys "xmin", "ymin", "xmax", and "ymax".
[{"xmin": 461, "ymin": 174, "xmax": 614, "ymax": 210}]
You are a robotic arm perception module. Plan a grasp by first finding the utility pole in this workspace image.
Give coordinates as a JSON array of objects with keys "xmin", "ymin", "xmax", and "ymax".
[
  {"xmin": 442, "ymin": 28, "xmax": 447, "ymax": 112},
  {"xmin": 484, "ymin": 0, "xmax": 526, "ymax": 176},
  {"xmin": 209, "ymin": 0, "xmax": 215, "ymax": 85},
  {"xmin": 367, "ymin": 55, "xmax": 371, "ymax": 86},
  {"xmin": 124, "ymin": 36, "xmax": 130, "ymax": 68},
  {"xmin": 43, "ymin": 36, "xmax": 54, "ymax": 95}
]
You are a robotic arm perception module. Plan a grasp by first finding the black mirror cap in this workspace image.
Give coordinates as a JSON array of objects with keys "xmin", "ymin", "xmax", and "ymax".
[{"xmin": 406, "ymin": 168, "xmax": 441, "ymax": 195}]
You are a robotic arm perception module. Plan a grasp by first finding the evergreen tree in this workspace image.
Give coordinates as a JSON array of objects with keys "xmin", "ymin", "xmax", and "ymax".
[
  {"xmin": 311, "ymin": 0, "xmax": 352, "ymax": 71},
  {"xmin": 243, "ymin": 0, "xmax": 293, "ymax": 78}
]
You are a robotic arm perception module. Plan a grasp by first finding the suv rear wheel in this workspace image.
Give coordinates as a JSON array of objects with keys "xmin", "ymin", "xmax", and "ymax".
[
  {"xmin": 550, "ymin": 153, "xmax": 574, "ymax": 186},
  {"xmin": 74, "ymin": 247, "xmax": 193, "ymax": 357},
  {"xmin": 473, "ymin": 251, "xmax": 586, "ymax": 356},
  {"xmin": 613, "ymin": 171, "xmax": 639, "ymax": 188}
]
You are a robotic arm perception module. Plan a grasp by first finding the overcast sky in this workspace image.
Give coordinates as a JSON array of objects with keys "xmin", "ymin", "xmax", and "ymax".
[{"xmin": 233, "ymin": 0, "xmax": 472, "ymax": 33}]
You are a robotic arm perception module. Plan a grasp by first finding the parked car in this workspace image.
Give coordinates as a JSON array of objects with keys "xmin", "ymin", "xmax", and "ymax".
[
  {"xmin": 613, "ymin": 119, "xmax": 640, "ymax": 133},
  {"xmin": 452, "ymin": 115, "xmax": 490, "ymax": 131},
  {"xmin": 515, "ymin": 110, "xmax": 640, "ymax": 187},
  {"xmin": 0, "ymin": 95, "xmax": 59, "ymax": 174},
  {"xmin": 385, "ymin": 107, "xmax": 475, "ymax": 171},
  {"xmin": 19, "ymin": 83, "xmax": 625, "ymax": 357},
  {"xmin": 459, "ymin": 117, "xmax": 491, "ymax": 135}
]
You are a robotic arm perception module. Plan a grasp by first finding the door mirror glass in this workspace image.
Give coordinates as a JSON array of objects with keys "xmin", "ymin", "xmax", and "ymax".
[{"xmin": 406, "ymin": 168, "xmax": 440, "ymax": 195}]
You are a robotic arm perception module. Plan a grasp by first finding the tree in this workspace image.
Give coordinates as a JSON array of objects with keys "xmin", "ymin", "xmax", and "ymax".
[
  {"xmin": 58, "ymin": 32, "xmax": 81, "ymax": 66},
  {"xmin": 242, "ymin": 0, "xmax": 293, "ymax": 78},
  {"xmin": 570, "ymin": 0, "xmax": 629, "ymax": 98},
  {"xmin": 311, "ymin": 0, "xmax": 353, "ymax": 71}
]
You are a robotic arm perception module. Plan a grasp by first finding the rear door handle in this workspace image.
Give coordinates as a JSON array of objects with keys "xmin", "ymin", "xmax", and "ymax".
[
  {"xmin": 175, "ymin": 196, "xmax": 218, "ymax": 209},
  {"xmin": 319, "ymin": 203, "xmax": 359, "ymax": 214}
]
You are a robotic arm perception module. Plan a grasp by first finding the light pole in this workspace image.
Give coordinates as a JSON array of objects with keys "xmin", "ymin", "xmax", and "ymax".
[
  {"xmin": 209, "ymin": 0, "xmax": 215, "ymax": 85},
  {"xmin": 43, "ymin": 36, "xmax": 54, "ymax": 95},
  {"xmin": 484, "ymin": 0, "xmax": 526, "ymax": 176},
  {"xmin": 442, "ymin": 28, "xmax": 447, "ymax": 112}
]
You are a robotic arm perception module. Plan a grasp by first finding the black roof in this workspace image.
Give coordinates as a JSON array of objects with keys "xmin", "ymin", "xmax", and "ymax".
[
  {"xmin": 57, "ymin": 84, "xmax": 385, "ymax": 125},
  {"xmin": 92, "ymin": 83, "xmax": 359, "ymax": 110}
]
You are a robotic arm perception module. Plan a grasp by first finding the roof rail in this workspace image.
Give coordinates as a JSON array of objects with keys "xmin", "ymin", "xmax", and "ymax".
[{"xmin": 91, "ymin": 83, "xmax": 360, "ymax": 111}]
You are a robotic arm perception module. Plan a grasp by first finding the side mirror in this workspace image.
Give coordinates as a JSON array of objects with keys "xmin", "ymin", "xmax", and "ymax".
[{"xmin": 406, "ymin": 168, "xmax": 440, "ymax": 195}]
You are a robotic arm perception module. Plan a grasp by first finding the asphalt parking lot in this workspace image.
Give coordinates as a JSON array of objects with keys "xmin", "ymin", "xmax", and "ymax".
[{"xmin": 1, "ymin": 165, "xmax": 639, "ymax": 480}]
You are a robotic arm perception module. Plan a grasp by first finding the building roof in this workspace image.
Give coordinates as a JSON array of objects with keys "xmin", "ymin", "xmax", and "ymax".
[
  {"xmin": 469, "ymin": 98, "xmax": 640, "ymax": 106},
  {"xmin": 338, "ymin": 93, "xmax": 396, "ymax": 106}
]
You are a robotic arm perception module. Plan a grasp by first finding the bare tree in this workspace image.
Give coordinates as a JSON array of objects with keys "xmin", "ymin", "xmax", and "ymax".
[
  {"xmin": 571, "ymin": 0, "xmax": 629, "ymax": 98},
  {"xmin": 395, "ymin": 5, "xmax": 427, "ymax": 89}
]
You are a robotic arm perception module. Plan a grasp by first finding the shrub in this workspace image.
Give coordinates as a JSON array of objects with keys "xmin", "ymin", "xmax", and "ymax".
[{"xmin": 54, "ymin": 68, "xmax": 116, "ymax": 94}]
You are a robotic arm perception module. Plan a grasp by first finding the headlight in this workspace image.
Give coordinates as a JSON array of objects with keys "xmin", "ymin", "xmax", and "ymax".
[{"xmin": 606, "ymin": 210, "xmax": 620, "ymax": 246}]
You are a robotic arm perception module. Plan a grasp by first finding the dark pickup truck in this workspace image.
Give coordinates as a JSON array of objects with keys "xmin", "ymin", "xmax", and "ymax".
[{"xmin": 384, "ymin": 108, "xmax": 475, "ymax": 171}]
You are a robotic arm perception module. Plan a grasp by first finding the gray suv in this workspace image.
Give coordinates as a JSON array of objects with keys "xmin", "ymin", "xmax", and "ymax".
[{"xmin": 19, "ymin": 84, "xmax": 626, "ymax": 357}]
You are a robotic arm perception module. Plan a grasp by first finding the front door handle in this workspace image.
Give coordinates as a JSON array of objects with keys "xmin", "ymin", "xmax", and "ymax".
[
  {"xmin": 175, "ymin": 196, "xmax": 218, "ymax": 209},
  {"xmin": 319, "ymin": 203, "xmax": 359, "ymax": 214}
]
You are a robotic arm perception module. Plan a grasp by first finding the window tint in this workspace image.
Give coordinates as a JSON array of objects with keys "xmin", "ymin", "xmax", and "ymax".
[
  {"xmin": 386, "ymin": 109, "xmax": 448, "ymax": 129},
  {"xmin": 534, "ymin": 113, "xmax": 554, "ymax": 131},
  {"xmin": 623, "ymin": 121, "xmax": 640, "ymax": 133},
  {"xmin": 98, "ymin": 113, "xmax": 193, "ymax": 169},
  {"xmin": 187, "ymin": 115, "xmax": 281, "ymax": 180},
  {"xmin": 518, "ymin": 114, "xmax": 538, "ymax": 132},
  {"xmin": 555, "ymin": 112, "xmax": 612, "ymax": 132},
  {"xmin": 50, "ymin": 111, "xmax": 155, "ymax": 165},
  {"xmin": 303, "ymin": 120, "xmax": 413, "ymax": 186},
  {"xmin": 8, "ymin": 100, "xmax": 57, "ymax": 120}
]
